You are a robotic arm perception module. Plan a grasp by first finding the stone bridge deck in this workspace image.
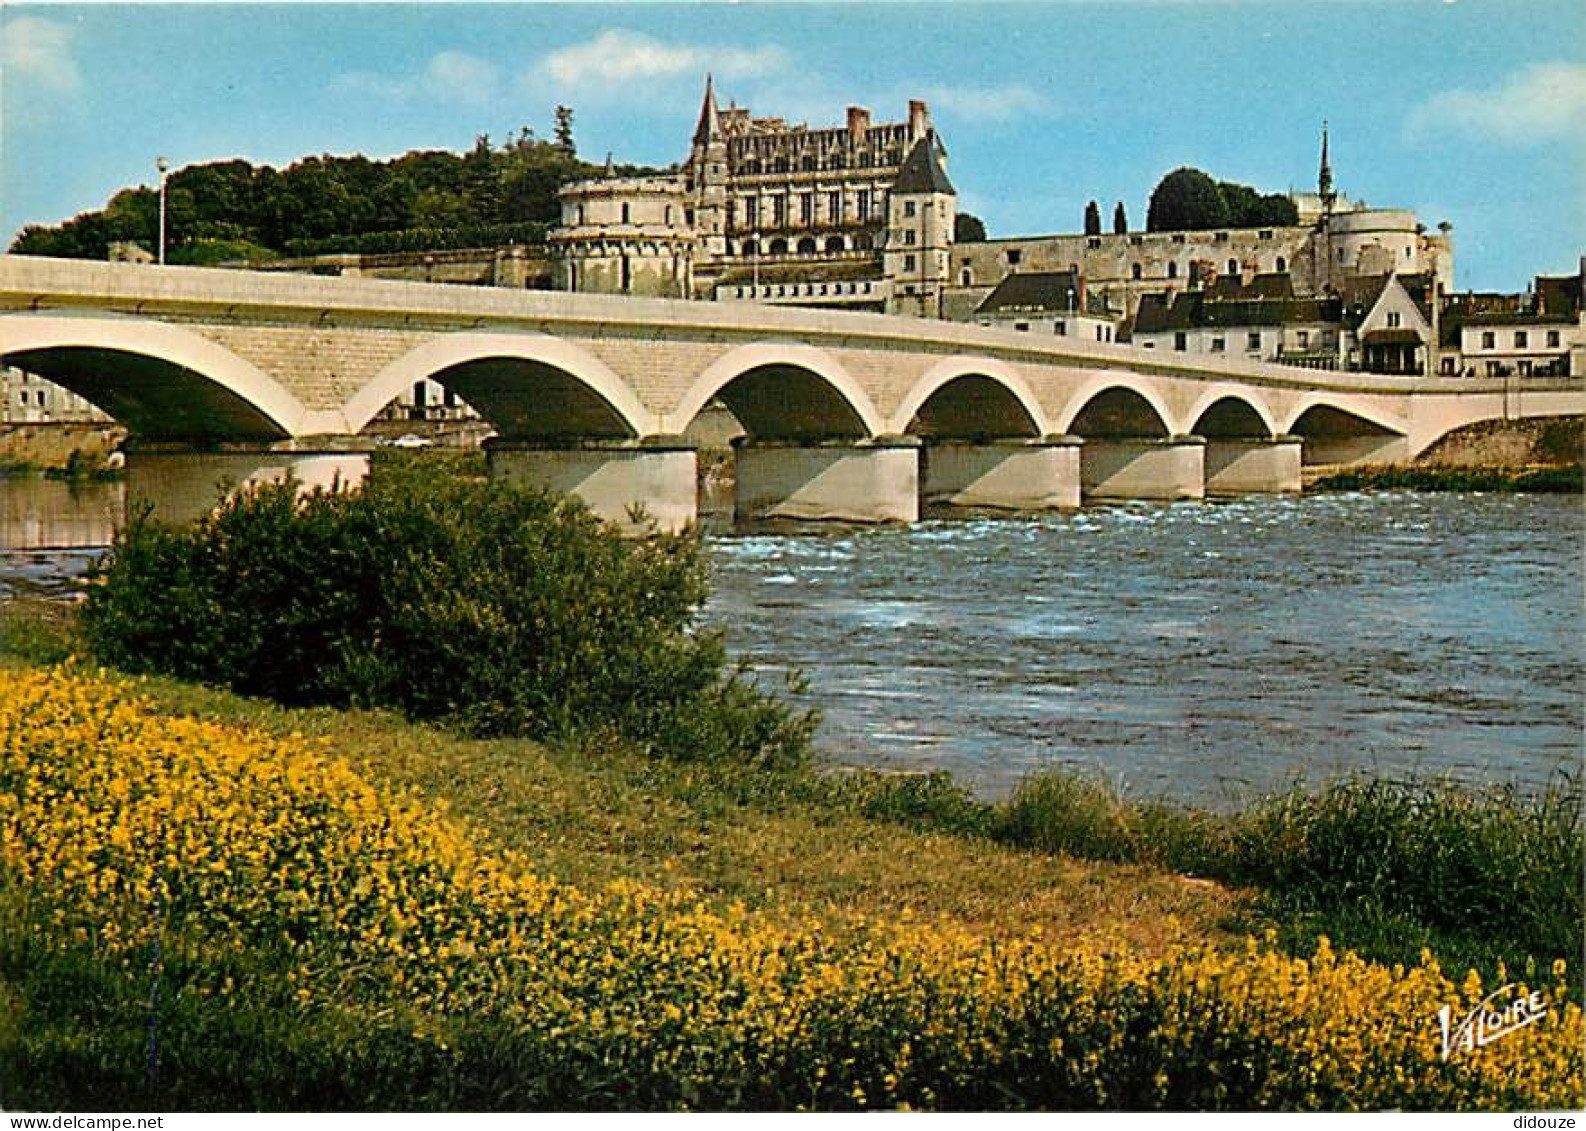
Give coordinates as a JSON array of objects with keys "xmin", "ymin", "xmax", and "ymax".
[{"xmin": 3, "ymin": 255, "xmax": 1580, "ymax": 528}]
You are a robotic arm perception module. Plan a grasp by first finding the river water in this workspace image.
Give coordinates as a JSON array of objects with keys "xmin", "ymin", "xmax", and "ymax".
[{"xmin": 3, "ymin": 478, "xmax": 1581, "ymax": 805}]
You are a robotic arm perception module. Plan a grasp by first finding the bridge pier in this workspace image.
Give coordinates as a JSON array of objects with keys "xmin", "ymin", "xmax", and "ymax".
[
  {"xmin": 921, "ymin": 435, "xmax": 1083, "ymax": 511},
  {"xmin": 1080, "ymin": 435, "xmax": 1206, "ymax": 502},
  {"xmin": 485, "ymin": 438, "xmax": 698, "ymax": 535},
  {"xmin": 733, "ymin": 435, "xmax": 920, "ymax": 523},
  {"xmin": 1300, "ymin": 433, "xmax": 1410, "ymax": 467},
  {"xmin": 123, "ymin": 441, "xmax": 371, "ymax": 525},
  {"xmin": 1203, "ymin": 436, "xmax": 1303, "ymax": 495}
]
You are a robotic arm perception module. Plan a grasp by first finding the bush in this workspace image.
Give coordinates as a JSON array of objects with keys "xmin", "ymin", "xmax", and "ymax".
[{"xmin": 80, "ymin": 458, "xmax": 813, "ymax": 769}]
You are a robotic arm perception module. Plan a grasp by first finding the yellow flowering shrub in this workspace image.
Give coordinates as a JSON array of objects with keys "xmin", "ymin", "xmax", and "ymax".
[{"xmin": 2, "ymin": 667, "xmax": 1580, "ymax": 1110}]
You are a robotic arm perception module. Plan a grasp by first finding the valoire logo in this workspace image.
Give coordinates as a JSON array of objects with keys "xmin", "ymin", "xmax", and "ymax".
[{"xmin": 1438, "ymin": 983, "xmax": 1549, "ymax": 1062}]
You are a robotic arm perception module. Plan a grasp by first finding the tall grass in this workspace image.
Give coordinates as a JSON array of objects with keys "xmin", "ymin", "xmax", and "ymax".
[{"xmin": 988, "ymin": 768, "xmax": 1584, "ymax": 981}]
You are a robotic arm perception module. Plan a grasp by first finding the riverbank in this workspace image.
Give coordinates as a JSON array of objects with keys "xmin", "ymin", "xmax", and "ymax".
[
  {"xmin": 1311, "ymin": 464, "xmax": 1581, "ymax": 493},
  {"xmin": 1, "ymin": 609, "xmax": 1582, "ymax": 1109}
]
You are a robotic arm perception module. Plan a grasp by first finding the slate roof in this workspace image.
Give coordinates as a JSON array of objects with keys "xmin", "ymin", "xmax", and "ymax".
[
  {"xmin": 975, "ymin": 270, "xmax": 1082, "ymax": 316},
  {"xmin": 1335, "ymin": 273, "xmax": 1434, "ymax": 326},
  {"xmin": 1208, "ymin": 272, "xmax": 1294, "ymax": 300},
  {"xmin": 892, "ymin": 137, "xmax": 956, "ymax": 195},
  {"xmin": 1131, "ymin": 286, "xmax": 1338, "ymax": 334},
  {"xmin": 1536, "ymin": 273, "xmax": 1583, "ymax": 320}
]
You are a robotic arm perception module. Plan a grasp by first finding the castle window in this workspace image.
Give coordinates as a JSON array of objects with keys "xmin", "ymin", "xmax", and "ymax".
[
  {"xmin": 1297, "ymin": 330, "xmax": 1310, "ymax": 348},
  {"xmin": 1087, "ymin": 237, "xmax": 1102, "ymax": 249},
  {"xmin": 745, "ymin": 199, "xmax": 758, "ymax": 226},
  {"xmin": 1259, "ymin": 230, "xmax": 1273, "ymax": 239},
  {"xmin": 828, "ymin": 190, "xmax": 842, "ymax": 221},
  {"xmin": 1174, "ymin": 332, "xmax": 1187, "ymax": 351},
  {"xmin": 1481, "ymin": 331, "xmax": 1495, "ymax": 349},
  {"xmin": 621, "ymin": 203, "xmax": 630, "ymax": 223},
  {"xmin": 1172, "ymin": 234, "xmax": 1186, "ymax": 244},
  {"xmin": 1515, "ymin": 330, "xmax": 1528, "ymax": 348},
  {"xmin": 904, "ymin": 201, "xmax": 917, "ymax": 218},
  {"xmin": 1215, "ymin": 232, "xmax": 1229, "ymax": 242},
  {"xmin": 1167, "ymin": 262, "xmax": 1178, "ymax": 279},
  {"xmin": 798, "ymin": 236, "xmax": 817, "ymax": 255},
  {"xmin": 1054, "ymin": 320, "xmax": 1066, "ymax": 336},
  {"xmin": 1227, "ymin": 259, "xmax": 1239, "ymax": 275},
  {"xmin": 769, "ymin": 238, "xmax": 788, "ymax": 255},
  {"xmin": 1548, "ymin": 330, "xmax": 1561, "ymax": 348},
  {"xmin": 902, "ymin": 229, "xmax": 916, "ymax": 245},
  {"xmin": 904, "ymin": 254, "xmax": 916, "ymax": 271},
  {"xmin": 801, "ymin": 194, "xmax": 813, "ymax": 225},
  {"xmin": 1131, "ymin": 263, "xmax": 1143, "ymax": 280},
  {"xmin": 960, "ymin": 268, "xmax": 972, "ymax": 286},
  {"xmin": 743, "ymin": 239, "xmax": 759, "ymax": 257},
  {"xmin": 772, "ymin": 197, "xmax": 785, "ymax": 226},
  {"xmin": 1276, "ymin": 256, "xmax": 1287, "ymax": 272},
  {"xmin": 1247, "ymin": 331, "xmax": 1262, "ymax": 351},
  {"xmin": 1387, "ymin": 311, "xmax": 1401, "ymax": 328},
  {"xmin": 825, "ymin": 235, "xmax": 845, "ymax": 253},
  {"xmin": 1210, "ymin": 336, "xmax": 1225, "ymax": 352},
  {"xmin": 1007, "ymin": 248, "xmax": 1022, "ymax": 266},
  {"xmin": 857, "ymin": 190, "xmax": 871, "ymax": 220},
  {"xmin": 1015, "ymin": 322, "xmax": 1030, "ymax": 332}
]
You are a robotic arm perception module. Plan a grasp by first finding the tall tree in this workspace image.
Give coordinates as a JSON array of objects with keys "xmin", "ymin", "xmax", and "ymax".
[
  {"xmin": 1113, "ymin": 201, "xmax": 1128, "ymax": 234},
  {"xmin": 1146, "ymin": 167, "xmax": 1230, "ymax": 232},
  {"xmin": 954, "ymin": 212, "xmax": 986, "ymax": 242},
  {"xmin": 1084, "ymin": 200, "xmax": 1102, "ymax": 236},
  {"xmin": 554, "ymin": 106, "xmax": 576, "ymax": 156}
]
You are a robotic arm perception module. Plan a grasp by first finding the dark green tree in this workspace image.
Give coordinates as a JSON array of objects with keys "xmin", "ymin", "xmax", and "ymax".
[
  {"xmin": 1146, "ymin": 167, "xmax": 1230, "ymax": 232},
  {"xmin": 1083, "ymin": 200, "xmax": 1101, "ymax": 236},
  {"xmin": 954, "ymin": 212, "xmax": 986, "ymax": 242},
  {"xmin": 1113, "ymin": 201, "xmax": 1127, "ymax": 234},
  {"xmin": 554, "ymin": 105, "xmax": 576, "ymax": 156}
]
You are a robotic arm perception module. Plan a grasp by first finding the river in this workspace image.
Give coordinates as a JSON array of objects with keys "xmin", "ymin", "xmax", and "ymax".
[{"xmin": 3, "ymin": 478, "xmax": 1581, "ymax": 805}]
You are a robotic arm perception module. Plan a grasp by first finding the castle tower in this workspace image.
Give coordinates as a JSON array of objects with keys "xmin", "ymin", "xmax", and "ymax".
[
  {"xmin": 884, "ymin": 136, "xmax": 956, "ymax": 318},
  {"xmin": 686, "ymin": 74, "xmax": 730, "ymax": 259}
]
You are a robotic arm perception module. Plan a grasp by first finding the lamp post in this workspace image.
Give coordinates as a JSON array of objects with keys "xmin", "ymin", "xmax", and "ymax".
[{"xmin": 156, "ymin": 157, "xmax": 169, "ymax": 265}]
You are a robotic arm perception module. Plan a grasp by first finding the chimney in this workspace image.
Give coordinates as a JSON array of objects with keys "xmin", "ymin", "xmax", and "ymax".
[
  {"xmin": 908, "ymin": 99, "xmax": 929, "ymax": 141},
  {"xmin": 847, "ymin": 105, "xmax": 871, "ymax": 141}
]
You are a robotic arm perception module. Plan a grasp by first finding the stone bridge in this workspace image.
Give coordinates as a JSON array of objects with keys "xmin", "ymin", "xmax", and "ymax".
[{"xmin": 2, "ymin": 254, "xmax": 1579, "ymax": 530}]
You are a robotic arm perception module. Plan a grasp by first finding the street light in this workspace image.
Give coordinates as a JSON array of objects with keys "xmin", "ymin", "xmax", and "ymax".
[{"xmin": 156, "ymin": 157, "xmax": 169, "ymax": 265}]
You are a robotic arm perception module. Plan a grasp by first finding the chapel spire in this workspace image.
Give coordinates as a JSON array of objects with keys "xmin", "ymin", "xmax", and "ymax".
[
  {"xmin": 693, "ymin": 73, "xmax": 722, "ymax": 145},
  {"xmin": 1318, "ymin": 120, "xmax": 1336, "ymax": 214}
]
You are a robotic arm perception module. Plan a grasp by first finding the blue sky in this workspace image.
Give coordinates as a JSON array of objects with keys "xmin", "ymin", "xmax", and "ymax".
[{"xmin": 3, "ymin": 0, "xmax": 1582, "ymax": 292}]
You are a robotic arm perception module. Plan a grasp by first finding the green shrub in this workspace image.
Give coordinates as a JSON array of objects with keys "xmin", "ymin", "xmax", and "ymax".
[{"xmin": 80, "ymin": 459, "xmax": 813, "ymax": 769}]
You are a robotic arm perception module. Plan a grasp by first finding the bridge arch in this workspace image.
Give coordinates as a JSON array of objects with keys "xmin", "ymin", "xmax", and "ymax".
[
  {"xmin": 1283, "ymin": 396, "xmax": 1410, "ymax": 466},
  {"xmin": 668, "ymin": 343, "xmax": 883, "ymax": 441},
  {"xmin": 1185, "ymin": 389, "xmax": 1280, "ymax": 438},
  {"xmin": 891, "ymin": 356, "xmax": 1050, "ymax": 439},
  {"xmin": 1057, "ymin": 379, "xmax": 1175, "ymax": 437},
  {"xmin": 0, "ymin": 313, "xmax": 309, "ymax": 440},
  {"xmin": 345, "ymin": 332, "xmax": 656, "ymax": 439}
]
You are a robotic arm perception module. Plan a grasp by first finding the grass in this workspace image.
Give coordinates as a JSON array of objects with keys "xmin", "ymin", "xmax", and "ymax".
[
  {"xmin": 1312, "ymin": 465, "xmax": 1582, "ymax": 493},
  {"xmin": 89, "ymin": 667, "xmax": 1236, "ymax": 951},
  {"xmin": 3, "ymin": 597, "xmax": 1577, "ymax": 987}
]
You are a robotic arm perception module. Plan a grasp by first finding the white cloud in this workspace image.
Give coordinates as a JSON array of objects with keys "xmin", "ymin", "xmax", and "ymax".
[
  {"xmin": 1406, "ymin": 61, "xmax": 1586, "ymax": 143},
  {"xmin": 536, "ymin": 29, "xmax": 788, "ymax": 91},
  {"xmin": 335, "ymin": 50, "xmax": 502, "ymax": 108},
  {"xmin": 917, "ymin": 83, "xmax": 1052, "ymax": 123},
  {"xmin": 2, "ymin": 15, "xmax": 82, "ymax": 97}
]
